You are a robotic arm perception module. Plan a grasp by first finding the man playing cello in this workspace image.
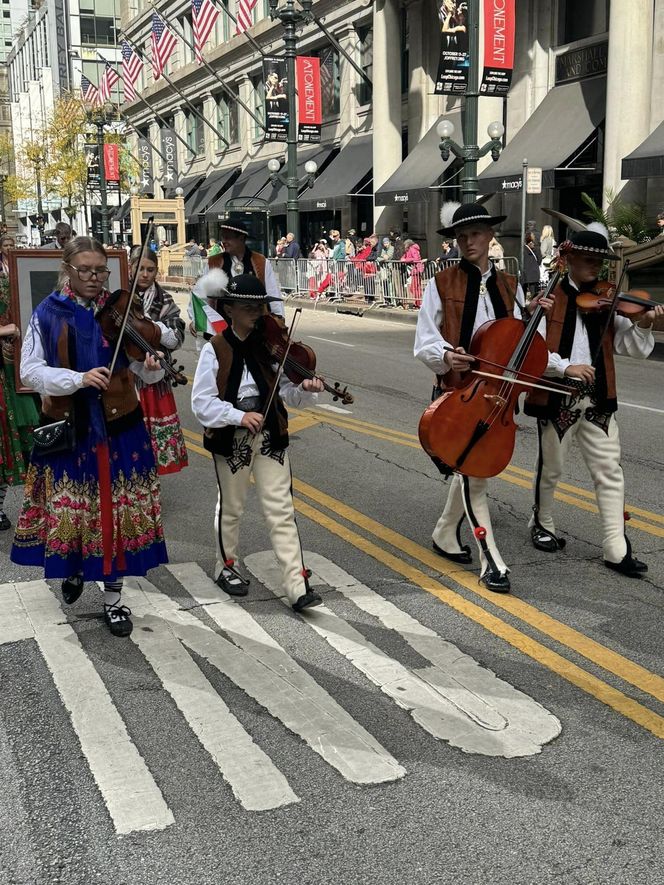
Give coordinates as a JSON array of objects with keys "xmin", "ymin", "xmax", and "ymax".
[{"xmin": 414, "ymin": 203, "xmax": 526, "ymax": 593}]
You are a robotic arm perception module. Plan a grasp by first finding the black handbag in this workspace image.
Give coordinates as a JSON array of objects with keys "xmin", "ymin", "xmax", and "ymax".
[{"xmin": 32, "ymin": 418, "xmax": 76, "ymax": 456}]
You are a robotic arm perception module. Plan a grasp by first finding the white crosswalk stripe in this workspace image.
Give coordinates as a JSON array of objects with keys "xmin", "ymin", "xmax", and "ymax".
[
  {"xmin": 0, "ymin": 557, "xmax": 560, "ymax": 835},
  {"xmin": 244, "ymin": 552, "xmax": 562, "ymax": 757},
  {"xmin": 12, "ymin": 580, "xmax": 175, "ymax": 836}
]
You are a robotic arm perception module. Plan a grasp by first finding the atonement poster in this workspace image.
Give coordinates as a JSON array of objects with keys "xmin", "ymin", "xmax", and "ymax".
[
  {"xmin": 263, "ymin": 56, "xmax": 289, "ymax": 142},
  {"xmin": 296, "ymin": 56, "xmax": 322, "ymax": 143},
  {"xmin": 434, "ymin": 0, "xmax": 469, "ymax": 95},
  {"xmin": 479, "ymin": 0, "xmax": 516, "ymax": 95}
]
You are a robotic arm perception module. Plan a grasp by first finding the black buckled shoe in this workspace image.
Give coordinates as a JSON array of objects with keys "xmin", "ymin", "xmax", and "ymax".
[
  {"xmin": 103, "ymin": 603, "xmax": 133, "ymax": 637},
  {"xmin": 479, "ymin": 570, "xmax": 511, "ymax": 593},
  {"xmin": 61, "ymin": 575, "xmax": 84, "ymax": 605},
  {"xmin": 215, "ymin": 570, "xmax": 249, "ymax": 597},
  {"xmin": 0, "ymin": 513, "xmax": 11, "ymax": 531},
  {"xmin": 432, "ymin": 540, "xmax": 472, "ymax": 564},
  {"xmin": 292, "ymin": 591, "xmax": 322, "ymax": 613},
  {"xmin": 530, "ymin": 526, "xmax": 566, "ymax": 552},
  {"xmin": 605, "ymin": 554, "xmax": 648, "ymax": 578}
]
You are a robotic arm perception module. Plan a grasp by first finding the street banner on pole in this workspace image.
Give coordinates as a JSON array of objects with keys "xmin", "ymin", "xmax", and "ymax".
[
  {"xmin": 104, "ymin": 143, "xmax": 120, "ymax": 193},
  {"xmin": 138, "ymin": 137, "xmax": 154, "ymax": 194},
  {"xmin": 85, "ymin": 143, "xmax": 100, "ymax": 189},
  {"xmin": 160, "ymin": 128, "xmax": 179, "ymax": 188},
  {"xmin": 296, "ymin": 56, "xmax": 322, "ymax": 143},
  {"xmin": 104, "ymin": 144, "xmax": 120, "ymax": 182},
  {"xmin": 480, "ymin": 0, "xmax": 516, "ymax": 95},
  {"xmin": 262, "ymin": 56, "xmax": 289, "ymax": 143},
  {"xmin": 434, "ymin": 1, "xmax": 469, "ymax": 95}
]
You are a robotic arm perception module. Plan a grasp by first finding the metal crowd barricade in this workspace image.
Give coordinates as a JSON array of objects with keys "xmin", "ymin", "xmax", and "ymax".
[{"xmin": 261, "ymin": 256, "xmax": 520, "ymax": 307}]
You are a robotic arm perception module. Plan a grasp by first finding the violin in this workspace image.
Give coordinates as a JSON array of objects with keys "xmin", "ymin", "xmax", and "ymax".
[
  {"xmin": 258, "ymin": 313, "xmax": 354, "ymax": 405},
  {"xmin": 576, "ymin": 282, "xmax": 661, "ymax": 317},
  {"xmin": 97, "ymin": 289, "xmax": 188, "ymax": 386}
]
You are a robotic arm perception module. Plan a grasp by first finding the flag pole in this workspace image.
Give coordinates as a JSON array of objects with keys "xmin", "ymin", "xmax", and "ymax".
[
  {"xmin": 96, "ymin": 49, "xmax": 197, "ymax": 158},
  {"xmin": 215, "ymin": 0, "xmax": 266, "ymax": 60},
  {"xmin": 149, "ymin": 1, "xmax": 266, "ymax": 133},
  {"xmin": 119, "ymin": 33, "xmax": 230, "ymax": 147}
]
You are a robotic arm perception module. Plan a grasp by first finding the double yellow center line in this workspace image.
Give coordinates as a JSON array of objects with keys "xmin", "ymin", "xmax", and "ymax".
[{"xmin": 180, "ymin": 422, "xmax": 664, "ymax": 739}]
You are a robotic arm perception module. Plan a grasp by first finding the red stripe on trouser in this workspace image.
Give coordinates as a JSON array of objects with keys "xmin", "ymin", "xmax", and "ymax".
[{"xmin": 96, "ymin": 443, "xmax": 126, "ymax": 575}]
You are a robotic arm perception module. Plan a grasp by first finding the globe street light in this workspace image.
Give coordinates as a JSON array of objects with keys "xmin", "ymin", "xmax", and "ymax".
[{"xmin": 267, "ymin": 0, "xmax": 315, "ymax": 240}]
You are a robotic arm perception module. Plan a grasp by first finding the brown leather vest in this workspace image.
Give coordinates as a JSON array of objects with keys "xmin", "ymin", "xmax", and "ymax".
[
  {"xmin": 251, "ymin": 252, "xmax": 267, "ymax": 285},
  {"xmin": 203, "ymin": 332, "xmax": 288, "ymax": 456},
  {"xmin": 42, "ymin": 325, "xmax": 141, "ymax": 427},
  {"xmin": 525, "ymin": 282, "xmax": 617, "ymax": 416},
  {"xmin": 434, "ymin": 265, "xmax": 517, "ymax": 348}
]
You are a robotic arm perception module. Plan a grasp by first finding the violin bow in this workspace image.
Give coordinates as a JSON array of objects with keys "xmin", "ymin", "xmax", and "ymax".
[
  {"xmin": 254, "ymin": 307, "xmax": 303, "ymax": 439},
  {"xmin": 106, "ymin": 216, "xmax": 155, "ymax": 377},
  {"xmin": 591, "ymin": 259, "xmax": 630, "ymax": 367}
]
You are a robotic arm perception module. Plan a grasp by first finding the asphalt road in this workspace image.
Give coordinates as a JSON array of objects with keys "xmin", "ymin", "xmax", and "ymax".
[{"xmin": 1, "ymin": 307, "xmax": 663, "ymax": 885}]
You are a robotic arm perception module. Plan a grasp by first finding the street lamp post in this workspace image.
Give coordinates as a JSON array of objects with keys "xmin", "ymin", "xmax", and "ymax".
[
  {"xmin": 87, "ymin": 106, "xmax": 113, "ymax": 245},
  {"xmin": 435, "ymin": 0, "xmax": 504, "ymax": 203},
  {"xmin": 0, "ymin": 172, "xmax": 7, "ymax": 232},
  {"xmin": 267, "ymin": 0, "xmax": 315, "ymax": 241},
  {"xmin": 34, "ymin": 157, "xmax": 45, "ymax": 245}
]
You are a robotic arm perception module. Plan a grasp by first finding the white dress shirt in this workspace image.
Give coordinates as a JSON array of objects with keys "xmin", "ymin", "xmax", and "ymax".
[
  {"xmin": 191, "ymin": 338, "xmax": 318, "ymax": 429},
  {"xmin": 414, "ymin": 266, "xmax": 524, "ymax": 375},
  {"xmin": 540, "ymin": 275, "xmax": 655, "ymax": 377},
  {"xmin": 21, "ymin": 314, "xmax": 165, "ymax": 395},
  {"xmin": 224, "ymin": 253, "xmax": 285, "ymax": 319}
]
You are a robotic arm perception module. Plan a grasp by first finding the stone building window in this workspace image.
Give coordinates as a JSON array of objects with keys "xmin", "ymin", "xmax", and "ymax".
[
  {"xmin": 355, "ymin": 24, "xmax": 373, "ymax": 107},
  {"xmin": 558, "ymin": 0, "xmax": 609, "ymax": 44}
]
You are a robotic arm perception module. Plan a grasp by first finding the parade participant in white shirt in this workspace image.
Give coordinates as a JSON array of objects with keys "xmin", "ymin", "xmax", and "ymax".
[
  {"xmin": 218, "ymin": 215, "xmax": 285, "ymax": 318},
  {"xmin": 191, "ymin": 273, "xmax": 325, "ymax": 612},
  {"xmin": 525, "ymin": 223, "xmax": 663, "ymax": 577},
  {"xmin": 414, "ymin": 203, "xmax": 525, "ymax": 593}
]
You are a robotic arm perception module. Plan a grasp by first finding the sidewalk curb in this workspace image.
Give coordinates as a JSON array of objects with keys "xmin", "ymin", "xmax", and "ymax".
[{"xmin": 169, "ymin": 283, "xmax": 664, "ymax": 353}]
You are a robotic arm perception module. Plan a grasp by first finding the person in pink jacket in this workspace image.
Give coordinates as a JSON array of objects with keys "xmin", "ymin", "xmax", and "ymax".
[{"xmin": 401, "ymin": 240, "xmax": 424, "ymax": 308}]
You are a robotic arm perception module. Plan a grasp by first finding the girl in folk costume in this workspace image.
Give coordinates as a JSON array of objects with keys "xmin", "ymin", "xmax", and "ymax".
[
  {"xmin": 129, "ymin": 247, "xmax": 188, "ymax": 475},
  {"xmin": 0, "ymin": 234, "xmax": 39, "ymax": 529},
  {"xmin": 11, "ymin": 237, "xmax": 168, "ymax": 637},
  {"xmin": 191, "ymin": 272, "xmax": 325, "ymax": 612},
  {"xmin": 526, "ymin": 221, "xmax": 663, "ymax": 577}
]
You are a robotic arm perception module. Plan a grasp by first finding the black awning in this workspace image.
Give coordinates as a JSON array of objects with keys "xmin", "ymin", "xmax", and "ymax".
[
  {"xmin": 622, "ymin": 120, "xmax": 664, "ymax": 179},
  {"xmin": 478, "ymin": 77, "xmax": 606, "ymax": 192},
  {"xmin": 186, "ymin": 167, "xmax": 241, "ymax": 221},
  {"xmin": 205, "ymin": 160, "xmax": 275, "ymax": 220},
  {"xmin": 267, "ymin": 145, "xmax": 338, "ymax": 214},
  {"xmin": 112, "ymin": 199, "xmax": 131, "ymax": 222},
  {"xmin": 374, "ymin": 110, "xmax": 461, "ymax": 206},
  {"xmin": 297, "ymin": 135, "xmax": 372, "ymax": 212}
]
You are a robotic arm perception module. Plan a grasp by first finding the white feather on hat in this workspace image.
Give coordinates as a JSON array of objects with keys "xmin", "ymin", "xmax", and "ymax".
[
  {"xmin": 439, "ymin": 201, "xmax": 461, "ymax": 232},
  {"xmin": 585, "ymin": 221, "xmax": 611, "ymax": 243},
  {"xmin": 193, "ymin": 268, "xmax": 229, "ymax": 300}
]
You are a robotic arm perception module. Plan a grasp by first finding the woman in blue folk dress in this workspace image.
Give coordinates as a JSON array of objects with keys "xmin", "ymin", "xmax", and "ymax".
[{"xmin": 11, "ymin": 237, "xmax": 168, "ymax": 637}]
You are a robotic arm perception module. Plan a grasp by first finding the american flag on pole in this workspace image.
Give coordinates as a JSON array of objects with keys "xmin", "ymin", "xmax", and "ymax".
[
  {"xmin": 236, "ymin": 0, "xmax": 259, "ymax": 35},
  {"xmin": 121, "ymin": 40, "xmax": 143, "ymax": 101},
  {"xmin": 192, "ymin": 0, "xmax": 219, "ymax": 64},
  {"xmin": 151, "ymin": 12, "xmax": 178, "ymax": 80},
  {"xmin": 80, "ymin": 75, "xmax": 102, "ymax": 108},
  {"xmin": 99, "ymin": 63, "xmax": 120, "ymax": 104}
]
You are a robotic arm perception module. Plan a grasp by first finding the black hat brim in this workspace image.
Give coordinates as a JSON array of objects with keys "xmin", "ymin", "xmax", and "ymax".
[{"xmin": 437, "ymin": 213, "xmax": 507, "ymax": 236}]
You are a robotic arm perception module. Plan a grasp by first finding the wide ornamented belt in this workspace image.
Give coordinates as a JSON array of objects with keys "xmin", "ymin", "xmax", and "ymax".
[{"xmin": 236, "ymin": 396, "xmax": 263, "ymax": 413}]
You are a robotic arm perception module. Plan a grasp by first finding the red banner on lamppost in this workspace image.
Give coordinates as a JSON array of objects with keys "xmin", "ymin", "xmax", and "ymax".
[
  {"xmin": 295, "ymin": 56, "xmax": 322, "ymax": 143},
  {"xmin": 104, "ymin": 143, "xmax": 120, "ymax": 182},
  {"xmin": 480, "ymin": 0, "xmax": 516, "ymax": 95}
]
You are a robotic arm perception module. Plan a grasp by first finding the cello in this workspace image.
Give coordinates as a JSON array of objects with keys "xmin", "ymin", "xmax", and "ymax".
[{"xmin": 418, "ymin": 271, "xmax": 572, "ymax": 478}]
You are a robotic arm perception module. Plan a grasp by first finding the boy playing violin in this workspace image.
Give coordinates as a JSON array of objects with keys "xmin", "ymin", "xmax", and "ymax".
[
  {"xmin": 526, "ymin": 224, "xmax": 663, "ymax": 577},
  {"xmin": 191, "ymin": 273, "xmax": 325, "ymax": 611}
]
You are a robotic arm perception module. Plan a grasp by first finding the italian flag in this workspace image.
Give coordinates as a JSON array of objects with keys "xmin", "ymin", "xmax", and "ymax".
[{"xmin": 189, "ymin": 289, "xmax": 227, "ymax": 336}]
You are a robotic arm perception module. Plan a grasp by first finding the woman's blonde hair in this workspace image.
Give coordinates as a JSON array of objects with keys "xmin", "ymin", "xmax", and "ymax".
[
  {"xmin": 57, "ymin": 236, "xmax": 106, "ymax": 290},
  {"xmin": 541, "ymin": 225, "xmax": 554, "ymax": 239},
  {"xmin": 129, "ymin": 245, "xmax": 158, "ymax": 268}
]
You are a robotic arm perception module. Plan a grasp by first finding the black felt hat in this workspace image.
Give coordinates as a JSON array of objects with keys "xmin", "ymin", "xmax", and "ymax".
[
  {"xmin": 219, "ymin": 214, "xmax": 250, "ymax": 237},
  {"xmin": 560, "ymin": 227, "xmax": 619, "ymax": 261},
  {"xmin": 222, "ymin": 273, "xmax": 280, "ymax": 303},
  {"xmin": 437, "ymin": 202, "xmax": 507, "ymax": 236}
]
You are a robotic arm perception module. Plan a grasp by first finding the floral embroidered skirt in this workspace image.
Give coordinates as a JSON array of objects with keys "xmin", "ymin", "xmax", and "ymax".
[
  {"xmin": 138, "ymin": 382, "xmax": 188, "ymax": 476},
  {"xmin": 10, "ymin": 420, "xmax": 168, "ymax": 581},
  {"xmin": 0, "ymin": 362, "xmax": 39, "ymax": 486}
]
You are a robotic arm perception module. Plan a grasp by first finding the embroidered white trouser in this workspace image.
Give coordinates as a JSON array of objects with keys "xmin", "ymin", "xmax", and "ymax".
[
  {"xmin": 432, "ymin": 474, "xmax": 508, "ymax": 576},
  {"xmin": 530, "ymin": 405, "xmax": 627, "ymax": 563},
  {"xmin": 212, "ymin": 431, "xmax": 307, "ymax": 604}
]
